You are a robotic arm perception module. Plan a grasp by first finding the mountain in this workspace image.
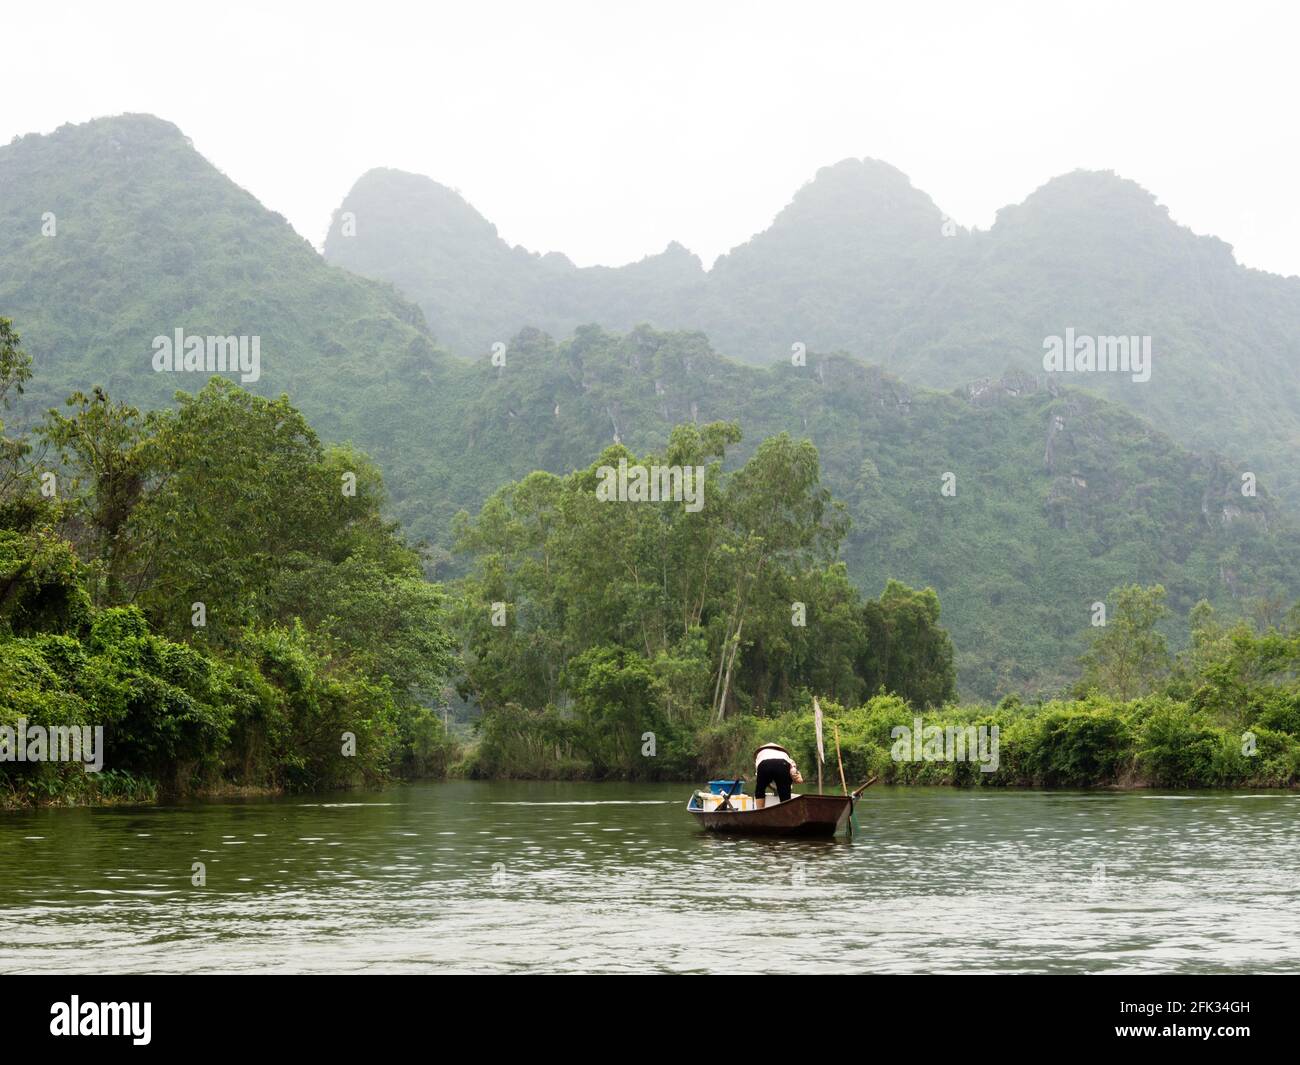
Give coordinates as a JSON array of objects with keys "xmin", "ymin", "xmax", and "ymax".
[
  {"xmin": 322, "ymin": 166, "xmax": 706, "ymax": 356},
  {"xmin": 3, "ymin": 114, "xmax": 1297, "ymax": 699},
  {"xmin": 324, "ymin": 159, "xmax": 1300, "ymax": 511},
  {"xmin": 0, "ymin": 113, "xmax": 446, "ymax": 437}
]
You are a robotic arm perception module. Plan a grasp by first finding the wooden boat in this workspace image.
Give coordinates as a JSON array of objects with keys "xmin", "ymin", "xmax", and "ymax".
[
  {"xmin": 688, "ymin": 791, "xmax": 856, "ymax": 837},
  {"xmin": 687, "ymin": 776, "xmax": 877, "ymax": 837}
]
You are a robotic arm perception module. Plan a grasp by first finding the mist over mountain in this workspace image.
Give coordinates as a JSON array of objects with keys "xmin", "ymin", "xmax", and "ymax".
[
  {"xmin": 4, "ymin": 114, "xmax": 1298, "ymax": 699},
  {"xmin": 325, "ymin": 157, "xmax": 1300, "ymax": 511},
  {"xmin": 322, "ymin": 166, "xmax": 709, "ymax": 357}
]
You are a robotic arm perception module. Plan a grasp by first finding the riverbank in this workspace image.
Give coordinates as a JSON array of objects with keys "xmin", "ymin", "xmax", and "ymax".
[
  {"xmin": 7, "ymin": 690, "xmax": 1299, "ymax": 809},
  {"xmin": 453, "ymin": 690, "xmax": 1300, "ymax": 789},
  {"xmin": 0, "ymin": 774, "xmax": 280, "ymax": 810},
  {"xmin": 1, "ymin": 765, "xmax": 437, "ymax": 810}
]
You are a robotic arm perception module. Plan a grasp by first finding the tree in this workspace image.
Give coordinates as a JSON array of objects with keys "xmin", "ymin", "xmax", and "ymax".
[
  {"xmin": 859, "ymin": 579, "xmax": 957, "ymax": 707},
  {"xmin": 4, "ymin": 366, "xmax": 460, "ymax": 800},
  {"xmin": 1081, "ymin": 584, "xmax": 1171, "ymax": 700},
  {"xmin": 565, "ymin": 644, "xmax": 659, "ymax": 776},
  {"xmin": 0, "ymin": 319, "xmax": 33, "ymax": 508},
  {"xmin": 42, "ymin": 389, "xmax": 159, "ymax": 603},
  {"xmin": 711, "ymin": 432, "xmax": 846, "ymax": 719},
  {"xmin": 452, "ymin": 422, "xmax": 958, "ymax": 776}
]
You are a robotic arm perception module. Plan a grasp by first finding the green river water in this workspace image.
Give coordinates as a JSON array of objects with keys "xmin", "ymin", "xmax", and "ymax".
[{"xmin": 2, "ymin": 782, "xmax": 1298, "ymax": 973}]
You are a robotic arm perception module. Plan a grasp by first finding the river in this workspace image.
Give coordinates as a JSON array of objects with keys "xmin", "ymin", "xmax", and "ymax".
[{"xmin": 2, "ymin": 782, "xmax": 1298, "ymax": 973}]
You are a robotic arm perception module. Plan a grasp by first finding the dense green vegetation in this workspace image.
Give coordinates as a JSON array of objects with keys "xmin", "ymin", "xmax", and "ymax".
[
  {"xmin": 461, "ymin": 565, "xmax": 1300, "ymax": 789},
  {"xmin": 327, "ymin": 158, "xmax": 1300, "ymax": 513},
  {"xmin": 0, "ymin": 320, "xmax": 457, "ymax": 806},
  {"xmin": 5, "ymin": 305, "xmax": 1296, "ymax": 796},
  {"xmin": 4, "ymin": 114, "xmax": 1299, "ymax": 708},
  {"xmin": 428, "ymin": 326, "xmax": 1300, "ymax": 699},
  {"xmin": 448, "ymin": 416, "xmax": 1300, "ymax": 788},
  {"xmin": 453, "ymin": 424, "xmax": 954, "ymax": 778},
  {"xmin": 731, "ymin": 592, "xmax": 1300, "ymax": 790}
]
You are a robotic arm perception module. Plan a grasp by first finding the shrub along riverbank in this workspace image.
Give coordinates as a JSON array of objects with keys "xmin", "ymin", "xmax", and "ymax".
[
  {"xmin": 732, "ymin": 693, "xmax": 1298, "ymax": 790},
  {"xmin": 455, "ymin": 690, "xmax": 1300, "ymax": 790},
  {"xmin": 453, "ymin": 587, "xmax": 1300, "ymax": 787}
]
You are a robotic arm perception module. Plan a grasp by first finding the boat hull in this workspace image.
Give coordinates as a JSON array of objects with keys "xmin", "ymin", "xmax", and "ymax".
[{"xmin": 688, "ymin": 793, "xmax": 853, "ymax": 837}]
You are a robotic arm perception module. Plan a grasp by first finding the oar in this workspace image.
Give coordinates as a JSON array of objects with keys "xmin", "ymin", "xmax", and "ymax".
[
  {"xmin": 846, "ymin": 775, "xmax": 878, "ymax": 837},
  {"xmin": 851, "ymin": 776, "xmax": 879, "ymax": 799},
  {"xmin": 714, "ymin": 778, "xmax": 744, "ymax": 812}
]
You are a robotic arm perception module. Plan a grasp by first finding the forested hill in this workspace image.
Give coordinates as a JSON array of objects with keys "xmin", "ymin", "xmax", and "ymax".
[
  {"xmin": 0, "ymin": 114, "xmax": 447, "ymax": 430},
  {"xmin": 421, "ymin": 326, "xmax": 1300, "ymax": 698},
  {"xmin": 3, "ymin": 114, "xmax": 1298, "ymax": 698},
  {"xmin": 324, "ymin": 158, "xmax": 1300, "ymax": 512}
]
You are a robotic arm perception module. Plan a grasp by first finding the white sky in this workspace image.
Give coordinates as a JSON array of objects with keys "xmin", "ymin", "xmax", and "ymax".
[{"xmin": 6, "ymin": 0, "xmax": 1300, "ymax": 275}]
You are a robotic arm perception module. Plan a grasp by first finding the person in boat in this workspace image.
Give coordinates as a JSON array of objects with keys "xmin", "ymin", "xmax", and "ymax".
[{"xmin": 753, "ymin": 743, "xmax": 803, "ymax": 808}]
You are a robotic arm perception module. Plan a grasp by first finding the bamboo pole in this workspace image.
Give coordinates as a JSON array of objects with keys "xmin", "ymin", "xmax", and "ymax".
[
  {"xmin": 834, "ymin": 723, "xmax": 848, "ymax": 796},
  {"xmin": 815, "ymin": 695, "xmax": 824, "ymax": 794}
]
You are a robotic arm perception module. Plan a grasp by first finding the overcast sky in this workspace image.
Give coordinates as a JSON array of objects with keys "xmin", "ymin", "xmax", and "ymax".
[{"xmin": 7, "ymin": 0, "xmax": 1299, "ymax": 275}]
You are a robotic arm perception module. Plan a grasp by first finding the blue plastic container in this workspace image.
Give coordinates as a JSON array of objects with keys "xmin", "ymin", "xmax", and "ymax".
[{"xmin": 707, "ymin": 779, "xmax": 744, "ymax": 795}]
